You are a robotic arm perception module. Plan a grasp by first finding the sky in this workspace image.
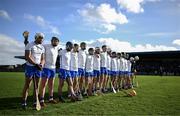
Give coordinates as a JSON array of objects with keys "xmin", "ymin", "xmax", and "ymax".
[{"xmin": 0, "ymin": 0, "xmax": 180, "ymax": 65}]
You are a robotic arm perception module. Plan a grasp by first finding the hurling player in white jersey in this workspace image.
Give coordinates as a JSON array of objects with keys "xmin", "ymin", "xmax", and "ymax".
[
  {"xmin": 100, "ymin": 45, "xmax": 108, "ymax": 93},
  {"xmin": 78, "ymin": 42, "xmax": 87, "ymax": 94},
  {"xmin": 126, "ymin": 54, "xmax": 133, "ymax": 88},
  {"xmin": 116, "ymin": 52, "xmax": 121, "ymax": 91},
  {"xmin": 21, "ymin": 33, "xmax": 45, "ymax": 109},
  {"xmin": 70, "ymin": 44, "xmax": 80, "ymax": 97},
  {"xmin": 118, "ymin": 53, "xmax": 124, "ymax": 89},
  {"xmin": 110, "ymin": 52, "xmax": 118, "ymax": 91},
  {"xmin": 85, "ymin": 48, "xmax": 94, "ymax": 96},
  {"xmin": 93, "ymin": 47, "xmax": 101, "ymax": 95},
  {"xmin": 121, "ymin": 52, "xmax": 127, "ymax": 89},
  {"xmin": 58, "ymin": 42, "xmax": 77, "ymax": 102},
  {"xmin": 129, "ymin": 57, "xmax": 135, "ymax": 87},
  {"xmin": 124, "ymin": 53, "xmax": 129, "ymax": 89},
  {"xmin": 106, "ymin": 48, "xmax": 112, "ymax": 91},
  {"xmin": 39, "ymin": 37, "xmax": 60, "ymax": 107}
]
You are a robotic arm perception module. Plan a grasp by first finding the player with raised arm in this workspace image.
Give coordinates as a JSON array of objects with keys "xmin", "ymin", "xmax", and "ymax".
[{"xmin": 21, "ymin": 33, "xmax": 45, "ymax": 110}]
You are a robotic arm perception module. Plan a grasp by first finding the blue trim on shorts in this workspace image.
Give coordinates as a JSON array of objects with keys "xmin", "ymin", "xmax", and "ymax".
[
  {"xmin": 110, "ymin": 71, "xmax": 118, "ymax": 77},
  {"xmin": 93, "ymin": 70, "xmax": 100, "ymax": 77},
  {"xmin": 128, "ymin": 71, "xmax": 132, "ymax": 76},
  {"xmin": 119, "ymin": 71, "xmax": 124, "ymax": 75},
  {"xmin": 85, "ymin": 72, "xmax": 94, "ymax": 78},
  {"xmin": 100, "ymin": 67, "xmax": 108, "ymax": 75},
  {"xmin": 70, "ymin": 71, "xmax": 79, "ymax": 78},
  {"xmin": 107, "ymin": 70, "xmax": 111, "ymax": 76},
  {"xmin": 42, "ymin": 68, "xmax": 56, "ymax": 78},
  {"xmin": 78, "ymin": 68, "xmax": 85, "ymax": 77},
  {"xmin": 124, "ymin": 71, "xmax": 129, "ymax": 74},
  {"xmin": 58, "ymin": 69, "xmax": 71, "ymax": 79},
  {"xmin": 25, "ymin": 65, "xmax": 42, "ymax": 78}
]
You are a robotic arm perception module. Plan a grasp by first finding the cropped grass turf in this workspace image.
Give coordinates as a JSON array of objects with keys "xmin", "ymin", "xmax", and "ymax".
[{"xmin": 0, "ymin": 72, "xmax": 180, "ymax": 115}]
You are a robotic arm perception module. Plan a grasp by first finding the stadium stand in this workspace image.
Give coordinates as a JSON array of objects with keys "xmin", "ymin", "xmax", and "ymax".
[
  {"xmin": 128, "ymin": 50, "xmax": 180, "ymax": 76},
  {"xmin": 1, "ymin": 50, "xmax": 179, "ymax": 76}
]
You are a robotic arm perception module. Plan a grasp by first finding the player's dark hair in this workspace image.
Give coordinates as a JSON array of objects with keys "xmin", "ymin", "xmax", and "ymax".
[
  {"xmin": 117, "ymin": 52, "xmax": 121, "ymax": 56},
  {"xmin": 51, "ymin": 36, "xmax": 59, "ymax": 42},
  {"xmin": 112, "ymin": 52, "xmax": 116, "ymax": 55},
  {"xmin": 102, "ymin": 45, "xmax": 107, "ymax": 48},
  {"xmin": 88, "ymin": 48, "xmax": 94, "ymax": 52},
  {"xmin": 74, "ymin": 43, "xmax": 79, "ymax": 47},
  {"xmin": 66, "ymin": 41, "xmax": 73, "ymax": 48},
  {"xmin": 80, "ymin": 42, "xmax": 86, "ymax": 46}
]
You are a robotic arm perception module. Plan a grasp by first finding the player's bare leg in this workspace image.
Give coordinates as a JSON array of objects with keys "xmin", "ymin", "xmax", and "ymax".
[
  {"xmin": 22, "ymin": 77, "xmax": 32, "ymax": 108},
  {"xmin": 66, "ymin": 78, "xmax": 77, "ymax": 101},
  {"xmin": 87, "ymin": 77, "xmax": 93, "ymax": 96},
  {"xmin": 58, "ymin": 78, "xmax": 65, "ymax": 102},
  {"xmin": 79, "ymin": 76, "xmax": 84, "ymax": 93},
  {"xmin": 39, "ymin": 77, "xmax": 48, "ymax": 107},
  {"xmin": 33, "ymin": 77, "xmax": 40, "ymax": 106},
  {"xmin": 99, "ymin": 74, "xmax": 104, "ymax": 92},
  {"xmin": 48, "ymin": 78, "xmax": 57, "ymax": 103}
]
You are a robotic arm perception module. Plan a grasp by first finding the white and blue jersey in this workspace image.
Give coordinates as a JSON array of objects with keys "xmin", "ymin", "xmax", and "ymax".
[
  {"xmin": 106, "ymin": 54, "xmax": 111, "ymax": 76},
  {"xmin": 100, "ymin": 52, "xmax": 108, "ymax": 75},
  {"xmin": 85, "ymin": 54, "xmax": 94, "ymax": 77},
  {"xmin": 58, "ymin": 49, "xmax": 71, "ymax": 79},
  {"xmin": 42, "ymin": 44, "xmax": 60, "ymax": 78},
  {"xmin": 78, "ymin": 49, "xmax": 87, "ymax": 77},
  {"xmin": 124, "ymin": 58, "xmax": 129, "ymax": 75},
  {"xmin": 25, "ymin": 42, "xmax": 45, "ymax": 78},
  {"xmin": 116, "ymin": 58, "xmax": 121, "ymax": 76},
  {"xmin": 127, "ymin": 60, "xmax": 132, "ymax": 75},
  {"xmin": 119, "ymin": 57, "xmax": 124, "ymax": 75},
  {"xmin": 93, "ymin": 54, "xmax": 101, "ymax": 77},
  {"xmin": 110, "ymin": 58, "xmax": 118, "ymax": 77},
  {"xmin": 70, "ymin": 51, "xmax": 79, "ymax": 78}
]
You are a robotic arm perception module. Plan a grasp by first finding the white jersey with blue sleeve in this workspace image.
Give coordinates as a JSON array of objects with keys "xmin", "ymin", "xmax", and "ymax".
[{"xmin": 59, "ymin": 49, "xmax": 71, "ymax": 70}]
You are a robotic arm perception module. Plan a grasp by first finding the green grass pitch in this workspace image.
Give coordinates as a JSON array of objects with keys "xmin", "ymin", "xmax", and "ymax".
[{"xmin": 0, "ymin": 72, "xmax": 180, "ymax": 115}]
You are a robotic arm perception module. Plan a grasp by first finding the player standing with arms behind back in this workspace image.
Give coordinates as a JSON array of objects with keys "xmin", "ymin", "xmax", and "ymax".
[
  {"xmin": 93, "ymin": 47, "xmax": 101, "ymax": 95},
  {"xmin": 58, "ymin": 42, "xmax": 77, "ymax": 102},
  {"xmin": 39, "ymin": 37, "xmax": 60, "ymax": 107},
  {"xmin": 70, "ymin": 43, "xmax": 82, "ymax": 100},
  {"xmin": 100, "ymin": 45, "xmax": 108, "ymax": 93},
  {"xmin": 78, "ymin": 42, "xmax": 87, "ymax": 96}
]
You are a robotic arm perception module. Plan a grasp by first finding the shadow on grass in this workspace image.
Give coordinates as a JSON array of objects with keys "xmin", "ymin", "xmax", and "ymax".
[
  {"xmin": 0, "ymin": 90, "xmax": 129, "ymax": 111},
  {"xmin": 0, "ymin": 91, "xmax": 70, "ymax": 111}
]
